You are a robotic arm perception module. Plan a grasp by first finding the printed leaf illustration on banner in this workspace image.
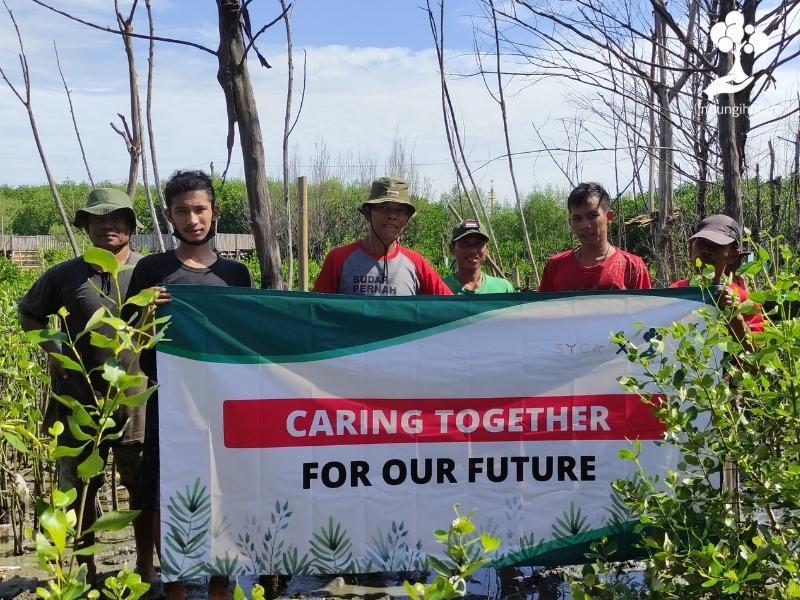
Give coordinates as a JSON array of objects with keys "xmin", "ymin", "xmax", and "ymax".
[{"xmin": 155, "ymin": 286, "xmax": 709, "ymax": 579}]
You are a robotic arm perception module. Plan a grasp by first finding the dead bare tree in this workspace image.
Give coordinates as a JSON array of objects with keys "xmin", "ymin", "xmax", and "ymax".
[
  {"xmin": 53, "ymin": 41, "xmax": 94, "ymax": 188},
  {"xmin": 143, "ymin": 0, "xmax": 172, "ymax": 239},
  {"xmin": 31, "ymin": 0, "xmax": 290, "ymax": 288},
  {"xmin": 768, "ymin": 139, "xmax": 780, "ymax": 236},
  {"xmin": 108, "ymin": 0, "xmax": 164, "ymax": 251},
  {"xmin": 426, "ymin": 0, "xmax": 505, "ymax": 276},
  {"xmin": 715, "ymin": 0, "xmax": 800, "ymax": 223},
  {"xmin": 113, "ymin": 0, "xmax": 142, "ymax": 198},
  {"xmin": 216, "ymin": 0, "xmax": 286, "ymax": 288},
  {"xmin": 280, "ymin": 0, "xmax": 307, "ymax": 290},
  {"xmin": 484, "ymin": 0, "xmax": 539, "ymax": 283},
  {"xmin": 0, "ymin": 2, "xmax": 78, "ymax": 256},
  {"xmin": 484, "ymin": 0, "xmax": 799, "ymax": 282}
]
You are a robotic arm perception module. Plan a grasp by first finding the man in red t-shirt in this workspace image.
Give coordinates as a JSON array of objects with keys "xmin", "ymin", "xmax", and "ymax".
[
  {"xmin": 538, "ymin": 182, "xmax": 651, "ymax": 292},
  {"xmin": 314, "ymin": 177, "xmax": 452, "ymax": 296},
  {"xmin": 669, "ymin": 214, "xmax": 763, "ymax": 335}
]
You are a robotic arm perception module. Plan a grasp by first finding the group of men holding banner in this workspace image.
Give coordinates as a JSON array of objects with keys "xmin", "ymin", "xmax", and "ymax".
[{"xmin": 18, "ymin": 169, "xmax": 760, "ymax": 593}]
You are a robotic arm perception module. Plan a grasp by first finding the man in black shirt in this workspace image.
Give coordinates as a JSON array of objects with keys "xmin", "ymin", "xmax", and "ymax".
[
  {"xmin": 124, "ymin": 170, "xmax": 252, "ymax": 589},
  {"xmin": 18, "ymin": 188, "xmax": 146, "ymax": 583}
]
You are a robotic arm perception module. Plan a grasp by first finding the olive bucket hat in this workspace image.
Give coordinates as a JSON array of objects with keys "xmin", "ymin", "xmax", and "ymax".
[
  {"xmin": 359, "ymin": 177, "xmax": 416, "ymax": 217},
  {"xmin": 73, "ymin": 188, "xmax": 142, "ymax": 231}
]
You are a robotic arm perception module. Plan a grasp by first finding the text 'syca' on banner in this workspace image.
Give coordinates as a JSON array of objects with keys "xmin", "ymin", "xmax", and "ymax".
[{"xmin": 155, "ymin": 287, "xmax": 706, "ymax": 580}]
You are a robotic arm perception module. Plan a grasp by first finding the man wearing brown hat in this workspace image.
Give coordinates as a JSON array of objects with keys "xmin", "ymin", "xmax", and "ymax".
[
  {"xmin": 314, "ymin": 176, "xmax": 452, "ymax": 295},
  {"xmin": 670, "ymin": 214, "xmax": 763, "ymax": 335},
  {"xmin": 444, "ymin": 219, "xmax": 515, "ymax": 294},
  {"xmin": 18, "ymin": 188, "xmax": 148, "ymax": 583}
]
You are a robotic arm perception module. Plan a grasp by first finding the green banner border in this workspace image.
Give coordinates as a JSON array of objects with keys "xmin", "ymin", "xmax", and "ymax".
[
  {"xmin": 156, "ymin": 286, "xmax": 710, "ymax": 364},
  {"xmin": 495, "ymin": 521, "xmax": 644, "ymax": 568}
]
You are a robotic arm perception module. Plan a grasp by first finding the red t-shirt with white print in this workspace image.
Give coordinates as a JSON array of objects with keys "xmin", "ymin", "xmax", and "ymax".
[{"xmin": 314, "ymin": 241, "xmax": 452, "ymax": 296}]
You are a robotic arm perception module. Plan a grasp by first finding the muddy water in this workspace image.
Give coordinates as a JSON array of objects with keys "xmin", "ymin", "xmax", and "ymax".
[
  {"xmin": 183, "ymin": 567, "xmax": 572, "ymax": 600},
  {"xmin": 2, "ymin": 523, "xmax": 577, "ymax": 599}
]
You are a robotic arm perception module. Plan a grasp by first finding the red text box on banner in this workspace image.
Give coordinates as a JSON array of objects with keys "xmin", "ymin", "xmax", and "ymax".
[{"xmin": 222, "ymin": 394, "xmax": 664, "ymax": 448}]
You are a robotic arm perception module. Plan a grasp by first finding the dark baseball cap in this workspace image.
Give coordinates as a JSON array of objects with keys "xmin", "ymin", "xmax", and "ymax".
[
  {"xmin": 451, "ymin": 219, "xmax": 489, "ymax": 243},
  {"xmin": 74, "ymin": 188, "xmax": 141, "ymax": 231},
  {"xmin": 359, "ymin": 177, "xmax": 415, "ymax": 216},
  {"xmin": 689, "ymin": 214, "xmax": 741, "ymax": 246}
]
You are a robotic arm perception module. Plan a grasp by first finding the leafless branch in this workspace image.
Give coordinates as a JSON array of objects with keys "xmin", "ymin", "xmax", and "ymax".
[
  {"xmin": 1, "ymin": 0, "xmax": 79, "ymax": 255},
  {"xmin": 143, "ymin": 0, "xmax": 172, "ymax": 236},
  {"xmin": 53, "ymin": 41, "xmax": 94, "ymax": 187},
  {"xmin": 30, "ymin": 0, "xmax": 217, "ymax": 55},
  {"xmin": 281, "ymin": 0, "xmax": 295, "ymax": 289},
  {"xmin": 487, "ymin": 0, "xmax": 538, "ymax": 282},
  {"xmin": 287, "ymin": 49, "xmax": 307, "ymax": 138},
  {"xmin": 239, "ymin": 2, "xmax": 292, "ymax": 68}
]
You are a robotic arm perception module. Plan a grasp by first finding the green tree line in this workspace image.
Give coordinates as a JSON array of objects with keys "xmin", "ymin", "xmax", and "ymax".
[{"xmin": 2, "ymin": 176, "xmax": 798, "ymax": 287}]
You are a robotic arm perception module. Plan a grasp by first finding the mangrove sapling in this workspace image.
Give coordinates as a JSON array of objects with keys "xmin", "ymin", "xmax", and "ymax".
[
  {"xmin": 404, "ymin": 504, "xmax": 501, "ymax": 600},
  {"xmin": 571, "ymin": 239, "xmax": 800, "ymax": 599},
  {"xmin": 0, "ymin": 259, "xmax": 48, "ymax": 555},
  {"xmin": 25, "ymin": 246, "xmax": 166, "ymax": 599}
]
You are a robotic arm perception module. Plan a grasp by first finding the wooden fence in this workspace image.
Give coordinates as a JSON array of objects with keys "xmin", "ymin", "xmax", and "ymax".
[{"xmin": 1, "ymin": 233, "xmax": 258, "ymax": 268}]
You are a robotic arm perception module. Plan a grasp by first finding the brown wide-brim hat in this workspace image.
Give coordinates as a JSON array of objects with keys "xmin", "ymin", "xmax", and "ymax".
[
  {"xmin": 74, "ymin": 188, "xmax": 142, "ymax": 231},
  {"xmin": 359, "ymin": 176, "xmax": 416, "ymax": 217}
]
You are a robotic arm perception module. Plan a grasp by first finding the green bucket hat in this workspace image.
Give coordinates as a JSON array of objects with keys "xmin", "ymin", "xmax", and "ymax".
[
  {"xmin": 74, "ymin": 188, "xmax": 141, "ymax": 231},
  {"xmin": 359, "ymin": 177, "xmax": 416, "ymax": 216}
]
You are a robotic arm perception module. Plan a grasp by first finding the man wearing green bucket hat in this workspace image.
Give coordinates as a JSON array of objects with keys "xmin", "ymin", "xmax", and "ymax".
[
  {"xmin": 314, "ymin": 176, "xmax": 452, "ymax": 295},
  {"xmin": 18, "ymin": 187, "xmax": 148, "ymax": 584}
]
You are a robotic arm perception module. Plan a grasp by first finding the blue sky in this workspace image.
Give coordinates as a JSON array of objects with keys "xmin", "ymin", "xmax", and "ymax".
[{"xmin": 0, "ymin": 0, "xmax": 797, "ymax": 206}]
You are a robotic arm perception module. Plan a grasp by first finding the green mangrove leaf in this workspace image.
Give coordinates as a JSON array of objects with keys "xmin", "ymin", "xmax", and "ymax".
[{"xmin": 84, "ymin": 246, "xmax": 119, "ymax": 276}]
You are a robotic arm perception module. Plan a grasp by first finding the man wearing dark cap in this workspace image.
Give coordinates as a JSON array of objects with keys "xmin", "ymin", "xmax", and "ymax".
[
  {"xmin": 670, "ymin": 214, "xmax": 763, "ymax": 334},
  {"xmin": 444, "ymin": 220, "xmax": 515, "ymax": 294},
  {"xmin": 314, "ymin": 176, "xmax": 452, "ymax": 295},
  {"xmin": 18, "ymin": 188, "xmax": 147, "ymax": 583}
]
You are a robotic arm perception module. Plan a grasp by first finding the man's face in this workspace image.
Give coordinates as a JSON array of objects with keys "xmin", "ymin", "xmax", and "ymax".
[
  {"xmin": 569, "ymin": 196, "xmax": 614, "ymax": 246},
  {"xmin": 367, "ymin": 202, "xmax": 412, "ymax": 243},
  {"xmin": 86, "ymin": 211, "xmax": 132, "ymax": 253},
  {"xmin": 452, "ymin": 234, "xmax": 488, "ymax": 271},
  {"xmin": 689, "ymin": 237, "xmax": 738, "ymax": 280},
  {"xmin": 166, "ymin": 190, "xmax": 218, "ymax": 243}
]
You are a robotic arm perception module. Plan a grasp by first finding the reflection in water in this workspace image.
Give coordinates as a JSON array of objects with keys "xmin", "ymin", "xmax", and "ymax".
[{"xmin": 235, "ymin": 567, "xmax": 572, "ymax": 599}]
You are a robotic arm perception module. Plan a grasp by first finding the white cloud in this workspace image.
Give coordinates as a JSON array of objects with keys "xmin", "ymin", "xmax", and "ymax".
[{"xmin": 6, "ymin": 2, "xmax": 797, "ymax": 212}]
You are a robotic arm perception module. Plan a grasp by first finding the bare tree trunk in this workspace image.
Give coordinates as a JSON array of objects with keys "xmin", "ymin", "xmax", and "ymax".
[
  {"xmin": 647, "ymin": 29, "xmax": 657, "ymax": 214},
  {"xmin": 719, "ymin": 91, "xmax": 744, "ymax": 224},
  {"xmin": 693, "ymin": 0, "xmax": 716, "ymax": 221},
  {"xmin": 768, "ymin": 140, "xmax": 779, "ymax": 236},
  {"xmin": 715, "ymin": 0, "xmax": 756, "ymax": 224},
  {"xmin": 794, "ymin": 97, "xmax": 800, "ymax": 244},
  {"xmin": 115, "ymin": 0, "xmax": 141, "ymax": 198},
  {"xmin": 140, "ymin": 142, "xmax": 164, "ymax": 251},
  {"xmin": 53, "ymin": 41, "xmax": 94, "ymax": 187},
  {"xmin": 144, "ymin": 0, "xmax": 172, "ymax": 239},
  {"xmin": 651, "ymin": 10, "xmax": 675, "ymax": 283},
  {"xmin": 488, "ymin": 0, "xmax": 538, "ymax": 284},
  {"xmin": 427, "ymin": 0, "xmax": 504, "ymax": 276},
  {"xmin": 217, "ymin": 0, "xmax": 283, "ymax": 288},
  {"xmin": 281, "ymin": 0, "xmax": 294, "ymax": 290},
  {"xmin": 754, "ymin": 162, "xmax": 762, "ymax": 242},
  {"xmin": 0, "ymin": 2, "xmax": 78, "ymax": 256}
]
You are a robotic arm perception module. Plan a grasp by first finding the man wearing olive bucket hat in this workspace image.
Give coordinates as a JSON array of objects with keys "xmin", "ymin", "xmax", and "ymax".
[
  {"xmin": 18, "ymin": 188, "xmax": 149, "ymax": 584},
  {"xmin": 314, "ymin": 176, "xmax": 452, "ymax": 295}
]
